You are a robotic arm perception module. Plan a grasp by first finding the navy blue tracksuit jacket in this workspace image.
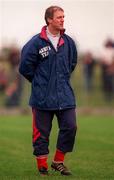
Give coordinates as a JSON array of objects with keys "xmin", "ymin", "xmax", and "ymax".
[{"xmin": 19, "ymin": 26, "xmax": 77, "ymax": 110}]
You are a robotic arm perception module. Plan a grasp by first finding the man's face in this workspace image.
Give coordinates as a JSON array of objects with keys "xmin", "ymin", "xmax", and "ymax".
[{"xmin": 48, "ymin": 10, "xmax": 64, "ymax": 31}]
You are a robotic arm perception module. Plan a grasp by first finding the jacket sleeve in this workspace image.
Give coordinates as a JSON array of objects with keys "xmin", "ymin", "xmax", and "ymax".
[
  {"xmin": 19, "ymin": 38, "xmax": 38, "ymax": 82},
  {"xmin": 71, "ymin": 39, "xmax": 77, "ymax": 73}
]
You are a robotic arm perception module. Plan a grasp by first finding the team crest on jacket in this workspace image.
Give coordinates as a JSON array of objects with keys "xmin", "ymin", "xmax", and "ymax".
[{"xmin": 39, "ymin": 46, "xmax": 51, "ymax": 58}]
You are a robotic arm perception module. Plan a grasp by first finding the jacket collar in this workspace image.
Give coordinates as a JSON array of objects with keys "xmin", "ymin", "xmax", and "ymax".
[{"xmin": 40, "ymin": 26, "xmax": 65, "ymax": 47}]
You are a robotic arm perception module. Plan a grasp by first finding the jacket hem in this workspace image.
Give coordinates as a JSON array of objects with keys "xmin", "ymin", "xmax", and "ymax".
[{"xmin": 30, "ymin": 105, "xmax": 76, "ymax": 110}]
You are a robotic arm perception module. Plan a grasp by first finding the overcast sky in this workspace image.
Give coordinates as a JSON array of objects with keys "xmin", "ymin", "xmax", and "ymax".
[{"xmin": 0, "ymin": 0, "xmax": 114, "ymax": 53}]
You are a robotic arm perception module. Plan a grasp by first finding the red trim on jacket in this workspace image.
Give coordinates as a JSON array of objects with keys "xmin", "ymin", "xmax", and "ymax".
[
  {"xmin": 40, "ymin": 26, "xmax": 65, "ymax": 47},
  {"xmin": 40, "ymin": 26, "xmax": 48, "ymax": 41},
  {"xmin": 32, "ymin": 109, "xmax": 41, "ymax": 143},
  {"xmin": 59, "ymin": 38, "xmax": 64, "ymax": 47}
]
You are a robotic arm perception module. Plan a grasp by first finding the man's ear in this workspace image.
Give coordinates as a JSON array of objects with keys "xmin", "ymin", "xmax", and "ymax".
[{"xmin": 47, "ymin": 18, "xmax": 53, "ymax": 24}]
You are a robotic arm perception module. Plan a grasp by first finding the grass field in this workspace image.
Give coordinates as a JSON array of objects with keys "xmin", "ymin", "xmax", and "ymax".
[{"xmin": 0, "ymin": 114, "xmax": 114, "ymax": 180}]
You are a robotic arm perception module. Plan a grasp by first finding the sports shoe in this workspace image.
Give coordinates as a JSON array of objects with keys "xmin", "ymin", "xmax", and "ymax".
[
  {"xmin": 51, "ymin": 162, "xmax": 72, "ymax": 176},
  {"xmin": 39, "ymin": 167, "xmax": 48, "ymax": 175}
]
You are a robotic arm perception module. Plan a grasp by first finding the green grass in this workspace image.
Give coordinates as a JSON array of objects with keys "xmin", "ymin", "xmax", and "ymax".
[{"xmin": 0, "ymin": 114, "xmax": 114, "ymax": 180}]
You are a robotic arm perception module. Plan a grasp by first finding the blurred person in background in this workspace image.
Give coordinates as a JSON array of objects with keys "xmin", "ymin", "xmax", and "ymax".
[
  {"xmin": 100, "ymin": 38, "xmax": 114, "ymax": 101},
  {"xmin": 0, "ymin": 49, "xmax": 9, "ymax": 92},
  {"xmin": 5, "ymin": 46, "xmax": 23, "ymax": 107},
  {"xmin": 82, "ymin": 51, "xmax": 95, "ymax": 92},
  {"xmin": 106, "ymin": 40, "xmax": 114, "ymax": 96},
  {"xmin": 19, "ymin": 6, "xmax": 78, "ymax": 176},
  {"xmin": 0, "ymin": 64, "xmax": 8, "ymax": 91}
]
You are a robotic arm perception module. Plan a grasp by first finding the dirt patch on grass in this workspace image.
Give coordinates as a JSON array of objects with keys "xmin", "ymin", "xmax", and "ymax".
[{"xmin": 77, "ymin": 107, "xmax": 114, "ymax": 116}]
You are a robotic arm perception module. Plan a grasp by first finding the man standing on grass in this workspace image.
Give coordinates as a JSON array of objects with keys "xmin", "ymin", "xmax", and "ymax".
[{"xmin": 19, "ymin": 5, "xmax": 78, "ymax": 176}]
